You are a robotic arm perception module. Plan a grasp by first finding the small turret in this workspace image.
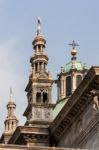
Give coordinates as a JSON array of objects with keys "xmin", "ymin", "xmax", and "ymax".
[{"xmin": 0, "ymin": 89, "xmax": 18, "ymax": 144}]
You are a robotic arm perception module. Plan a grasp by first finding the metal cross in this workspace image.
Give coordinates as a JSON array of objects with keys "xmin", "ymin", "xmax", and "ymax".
[{"xmin": 68, "ymin": 40, "xmax": 79, "ymax": 49}]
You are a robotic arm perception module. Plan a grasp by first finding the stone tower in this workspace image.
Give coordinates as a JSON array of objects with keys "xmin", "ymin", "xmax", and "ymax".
[
  {"xmin": 23, "ymin": 17, "xmax": 54, "ymax": 126},
  {"xmin": 0, "ymin": 89, "xmax": 18, "ymax": 144}
]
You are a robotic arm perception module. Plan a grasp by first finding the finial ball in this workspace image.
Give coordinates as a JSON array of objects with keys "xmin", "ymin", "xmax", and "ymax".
[{"xmin": 71, "ymin": 48, "xmax": 77, "ymax": 56}]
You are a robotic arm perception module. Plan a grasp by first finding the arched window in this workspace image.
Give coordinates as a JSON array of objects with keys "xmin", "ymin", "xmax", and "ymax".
[
  {"xmin": 38, "ymin": 44, "xmax": 41, "ymax": 52},
  {"xmin": 43, "ymin": 92, "xmax": 48, "ymax": 103},
  {"xmin": 12, "ymin": 122, "xmax": 14, "ymax": 129},
  {"xmin": 35, "ymin": 63, "xmax": 38, "ymax": 72},
  {"xmin": 66, "ymin": 76, "xmax": 71, "ymax": 96},
  {"xmin": 36, "ymin": 92, "xmax": 41, "ymax": 103},
  {"xmin": 40, "ymin": 62, "xmax": 42, "ymax": 71},
  {"xmin": 76, "ymin": 75, "xmax": 82, "ymax": 87},
  {"xmin": 8, "ymin": 122, "xmax": 9, "ymax": 130}
]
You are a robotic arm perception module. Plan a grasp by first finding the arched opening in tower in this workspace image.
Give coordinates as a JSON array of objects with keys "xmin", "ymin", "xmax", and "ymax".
[
  {"xmin": 38, "ymin": 44, "xmax": 41, "ymax": 52},
  {"xmin": 40, "ymin": 62, "xmax": 43, "ymax": 71},
  {"xmin": 43, "ymin": 92, "xmax": 48, "ymax": 103},
  {"xmin": 66, "ymin": 76, "xmax": 71, "ymax": 96},
  {"xmin": 76, "ymin": 75, "xmax": 82, "ymax": 87},
  {"xmin": 12, "ymin": 121, "xmax": 14, "ymax": 130},
  {"xmin": 36, "ymin": 92, "xmax": 41, "ymax": 103},
  {"xmin": 35, "ymin": 63, "xmax": 38, "ymax": 72}
]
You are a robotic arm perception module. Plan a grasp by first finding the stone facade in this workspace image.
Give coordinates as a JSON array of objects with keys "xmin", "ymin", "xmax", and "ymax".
[{"xmin": 50, "ymin": 66, "xmax": 99, "ymax": 150}]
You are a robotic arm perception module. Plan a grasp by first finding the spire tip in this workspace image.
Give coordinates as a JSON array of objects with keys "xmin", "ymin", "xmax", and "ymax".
[
  {"xmin": 10, "ymin": 88, "xmax": 13, "ymax": 101},
  {"xmin": 37, "ymin": 16, "xmax": 42, "ymax": 35}
]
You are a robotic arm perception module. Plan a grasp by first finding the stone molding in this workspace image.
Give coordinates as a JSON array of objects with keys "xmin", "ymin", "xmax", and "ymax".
[
  {"xmin": 50, "ymin": 66, "xmax": 99, "ymax": 143},
  {"xmin": 0, "ymin": 144, "xmax": 87, "ymax": 150}
]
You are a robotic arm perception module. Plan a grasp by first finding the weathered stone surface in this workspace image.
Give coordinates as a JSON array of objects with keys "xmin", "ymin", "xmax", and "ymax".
[{"xmin": 50, "ymin": 67, "xmax": 99, "ymax": 149}]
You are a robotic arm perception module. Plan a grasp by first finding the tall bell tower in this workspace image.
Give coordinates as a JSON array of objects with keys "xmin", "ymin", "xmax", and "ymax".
[
  {"xmin": 6, "ymin": 18, "xmax": 55, "ymax": 146},
  {"xmin": 23, "ymin": 17, "xmax": 54, "ymax": 126}
]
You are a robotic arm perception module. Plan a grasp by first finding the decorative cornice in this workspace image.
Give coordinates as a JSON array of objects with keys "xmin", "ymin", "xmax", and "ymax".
[
  {"xmin": 8, "ymin": 126, "xmax": 50, "ymax": 145},
  {"xmin": 30, "ymin": 54, "xmax": 48, "ymax": 63},
  {"xmin": 25, "ymin": 75, "xmax": 53, "ymax": 92},
  {"xmin": 50, "ymin": 66, "xmax": 99, "ymax": 142},
  {"xmin": 58, "ymin": 69, "xmax": 88, "ymax": 78}
]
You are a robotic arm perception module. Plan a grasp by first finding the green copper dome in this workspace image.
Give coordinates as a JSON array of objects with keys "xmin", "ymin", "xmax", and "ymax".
[
  {"xmin": 52, "ymin": 97, "xmax": 69, "ymax": 119},
  {"xmin": 63, "ymin": 60, "xmax": 86, "ymax": 73}
]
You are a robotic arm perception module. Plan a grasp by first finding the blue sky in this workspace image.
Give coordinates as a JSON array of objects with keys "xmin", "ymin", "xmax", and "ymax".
[{"xmin": 0, "ymin": 0, "xmax": 99, "ymax": 135}]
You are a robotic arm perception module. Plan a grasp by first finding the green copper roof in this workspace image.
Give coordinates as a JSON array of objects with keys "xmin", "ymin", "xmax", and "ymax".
[
  {"xmin": 63, "ymin": 60, "xmax": 86, "ymax": 73},
  {"xmin": 52, "ymin": 97, "xmax": 69, "ymax": 120}
]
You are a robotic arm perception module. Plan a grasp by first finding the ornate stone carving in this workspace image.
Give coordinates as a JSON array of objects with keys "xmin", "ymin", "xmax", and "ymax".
[
  {"xmin": 34, "ymin": 108, "xmax": 42, "ymax": 119},
  {"xmin": 93, "ymin": 95, "xmax": 99, "ymax": 112},
  {"xmin": 90, "ymin": 90, "xmax": 99, "ymax": 112},
  {"xmin": 44, "ymin": 110, "xmax": 50, "ymax": 120}
]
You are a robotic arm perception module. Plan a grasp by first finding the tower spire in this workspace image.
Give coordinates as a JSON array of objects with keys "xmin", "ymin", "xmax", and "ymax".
[
  {"xmin": 37, "ymin": 16, "xmax": 42, "ymax": 35},
  {"xmin": 32, "ymin": 17, "xmax": 46, "ymax": 50},
  {"xmin": 10, "ymin": 88, "xmax": 13, "ymax": 101}
]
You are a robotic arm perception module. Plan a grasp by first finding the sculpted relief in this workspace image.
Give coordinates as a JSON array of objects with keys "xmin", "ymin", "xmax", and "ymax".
[
  {"xmin": 34, "ymin": 107, "xmax": 51, "ymax": 121},
  {"xmin": 34, "ymin": 108, "xmax": 42, "ymax": 119},
  {"xmin": 90, "ymin": 90, "xmax": 99, "ymax": 112}
]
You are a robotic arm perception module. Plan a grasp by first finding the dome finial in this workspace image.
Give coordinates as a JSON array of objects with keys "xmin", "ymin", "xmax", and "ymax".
[
  {"xmin": 69, "ymin": 40, "xmax": 79, "ymax": 57},
  {"xmin": 37, "ymin": 16, "xmax": 42, "ymax": 35}
]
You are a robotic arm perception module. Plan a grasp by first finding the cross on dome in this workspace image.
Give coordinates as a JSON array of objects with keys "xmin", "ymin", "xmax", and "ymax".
[{"xmin": 69, "ymin": 40, "xmax": 79, "ymax": 49}]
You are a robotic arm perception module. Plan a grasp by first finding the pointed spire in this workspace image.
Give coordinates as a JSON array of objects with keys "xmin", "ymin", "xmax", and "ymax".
[
  {"xmin": 37, "ymin": 16, "xmax": 42, "ymax": 35},
  {"xmin": 32, "ymin": 17, "xmax": 46, "ymax": 49},
  {"xmin": 9, "ymin": 88, "xmax": 13, "ymax": 101}
]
